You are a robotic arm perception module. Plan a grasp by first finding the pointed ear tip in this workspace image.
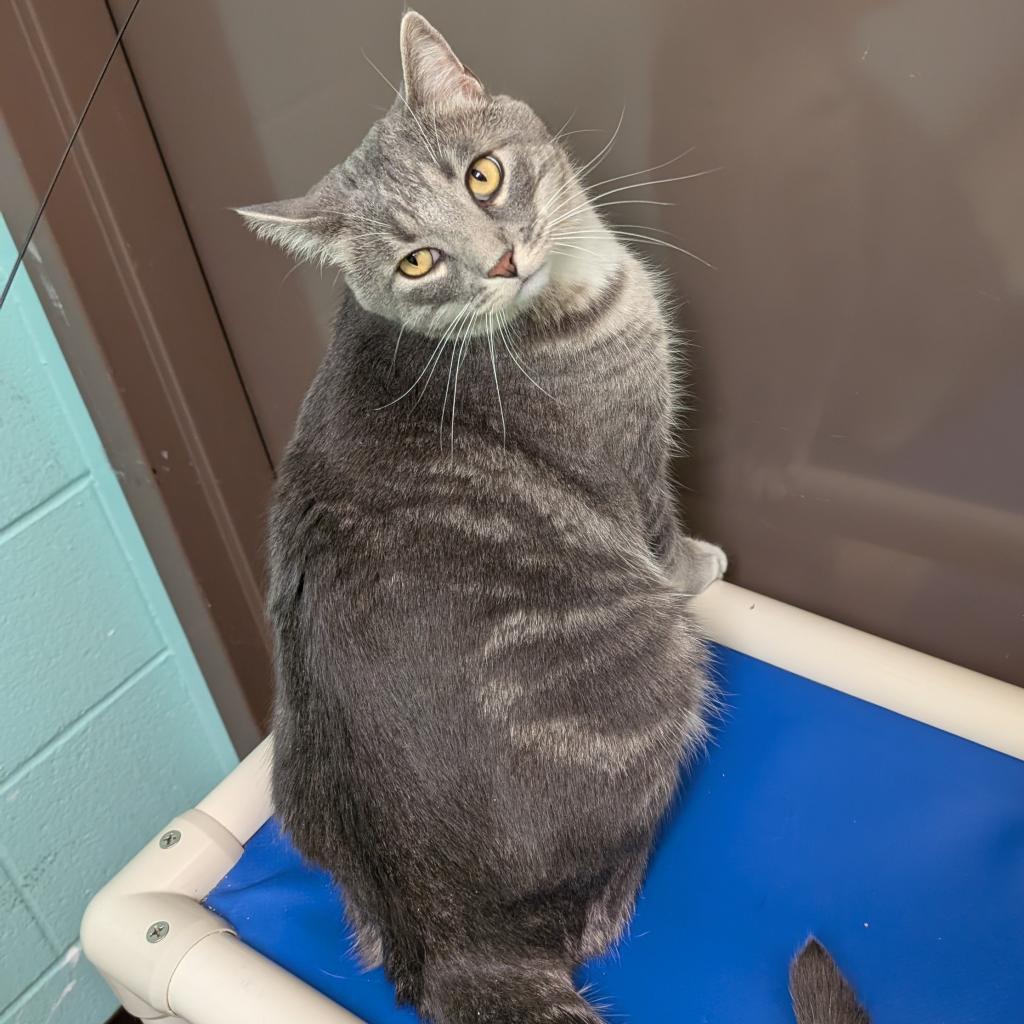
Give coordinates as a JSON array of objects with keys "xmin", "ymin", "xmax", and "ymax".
[
  {"xmin": 400, "ymin": 10, "xmax": 427, "ymax": 32},
  {"xmin": 400, "ymin": 9, "xmax": 440, "ymax": 42}
]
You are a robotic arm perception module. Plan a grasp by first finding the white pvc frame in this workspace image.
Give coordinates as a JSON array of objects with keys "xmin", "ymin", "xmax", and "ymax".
[{"xmin": 81, "ymin": 582, "xmax": 1024, "ymax": 1022}]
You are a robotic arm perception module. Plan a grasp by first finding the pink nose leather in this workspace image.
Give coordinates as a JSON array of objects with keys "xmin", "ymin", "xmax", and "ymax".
[{"xmin": 487, "ymin": 249, "xmax": 517, "ymax": 278}]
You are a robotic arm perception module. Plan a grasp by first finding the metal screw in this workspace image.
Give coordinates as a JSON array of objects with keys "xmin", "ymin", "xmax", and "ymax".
[
  {"xmin": 159, "ymin": 830, "xmax": 181, "ymax": 849},
  {"xmin": 146, "ymin": 921, "xmax": 170, "ymax": 944}
]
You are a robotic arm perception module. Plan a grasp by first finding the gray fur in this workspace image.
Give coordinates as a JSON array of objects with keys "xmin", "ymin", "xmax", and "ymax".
[
  {"xmin": 241, "ymin": 12, "xmax": 725, "ymax": 1023},
  {"xmin": 790, "ymin": 939, "xmax": 872, "ymax": 1023}
]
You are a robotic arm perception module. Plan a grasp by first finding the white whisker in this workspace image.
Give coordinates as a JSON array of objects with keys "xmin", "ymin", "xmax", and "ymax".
[
  {"xmin": 564, "ymin": 107, "xmax": 626, "ymax": 195},
  {"xmin": 361, "ymin": 49, "xmax": 442, "ymax": 167},
  {"xmin": 439, "ymin": 323, "xmax": 461, "ymax": 447},
  {"xmin": 414, "ymin": 304, "xmax": 474, "ymax": 407},
  {"xmin": 544, "ymin": 198, "xmax": 675, "ymax": 234},
  {"xmin": 585, "ymin": 148, "xmax": 696, "ymax": 194},
  {"xmin": 376, "ymin": 299, "xmax": 472, "ymax": 410},
  {"xmin": 547, "ymin": 169, "xmax": 721, "ymax": 230},
  {"xmin": 603, "ymin": 222, "xmax": 681, "ymax": 237},
  {"xmin": 450, "ymin": 318, "xmax": 473, "ymax": 457},
  {"xmin": 429, "ymin": 110, "xmax": 444, "ymax": 169},
  {"xmin": 497, "ymin": 311, "xmax": 554, "ymax": 399},
  {"xmin": 280, "ymin": 261, "xmax": 305, "ymax": 286},
  {"xmin": 389, "ymin": 322, "xmax": 407, "ymax": 376},
  {"xmin": 538, "ymin": 108, "xmax": 626, "ymax": 218},
  {"xmin": 554, "ymin": 229, "xmax": 716, "ymax": 270},
  {"xmin": 487, "ymin": 312, "xmax": 507, "ymax": 449},
  {"xmin": 551, "ymin": 241, "xmax": 609, "ymax": 260},
  {"xmin": 550, "ymin": 108, "xmax": 577, "ymax": 144},
  {"xmin": 543, "ymin": 148, "xmax": 697, "ymax": 220}
]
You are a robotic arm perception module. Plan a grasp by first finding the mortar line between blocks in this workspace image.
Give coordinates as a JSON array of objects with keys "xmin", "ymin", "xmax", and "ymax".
[
  {"xmin": 0, "ymin": 648, "xmax": 171, "ymax": 796},
  {"xmin": 0, "ymin": 840, "xmax": 63, "ymax": 955},
  {"xmin": 0, "ymin": 940, "xmax": 87, "ymax": 1022},
  {"xmin": 0, "ymin": 472, "xmax": 91, "ymax": 547}
]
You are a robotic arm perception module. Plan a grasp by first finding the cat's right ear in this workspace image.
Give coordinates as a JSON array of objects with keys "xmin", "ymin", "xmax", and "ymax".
[
  {"xmin": 234, "ymin": 195, "xmax": 340, "ymax": 265},
  {"xmin": 400, "ymin": 11, "xmax": 484, "ymax": 109}
]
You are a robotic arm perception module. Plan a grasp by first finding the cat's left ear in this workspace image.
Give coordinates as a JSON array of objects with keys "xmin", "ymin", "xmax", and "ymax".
[
  {"xmin": 234, "ymin": 194, "xmax": 342, "ymax": 265},
  {"xmin": 400, "ymin": 11, "xmax": 484, "ymax": 109}
]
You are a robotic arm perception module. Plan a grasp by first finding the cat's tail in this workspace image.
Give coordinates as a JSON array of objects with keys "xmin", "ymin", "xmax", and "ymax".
[
  {"xmin": 421, "ymin": 948, "xmax": 604, "ymax": 1024},
  {"xmin": 789, "ymin": 937, "xmax": 871, "ymax": 1024}
]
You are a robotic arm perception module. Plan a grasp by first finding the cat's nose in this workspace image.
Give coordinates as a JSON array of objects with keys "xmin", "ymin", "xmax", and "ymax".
[{"xmin": 487, "ymin": 249, "xmax": 517, "ymax": 278}]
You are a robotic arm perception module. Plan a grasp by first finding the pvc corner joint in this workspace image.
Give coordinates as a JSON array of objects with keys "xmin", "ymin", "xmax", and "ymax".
[{"xmin": 81, "ymin": 808, "xmax": 243, "ymax": 1018}]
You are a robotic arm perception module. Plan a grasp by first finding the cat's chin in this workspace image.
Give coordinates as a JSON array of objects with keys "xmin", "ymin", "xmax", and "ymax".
[{"xmin": 513, "ymin": 263, "xmax": 552, "ymax": 308}]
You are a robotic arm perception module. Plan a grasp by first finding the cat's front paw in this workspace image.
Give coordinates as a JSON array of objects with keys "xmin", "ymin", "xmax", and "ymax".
[{"xmin": 675, "ymin": 538, "xmax": 728, "ymax": 596}]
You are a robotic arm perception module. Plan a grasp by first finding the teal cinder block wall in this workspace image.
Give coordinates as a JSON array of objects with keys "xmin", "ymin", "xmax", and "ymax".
[{"xmin": 0, "ymin": 221, "xmax": 238, "ymax": 1023}]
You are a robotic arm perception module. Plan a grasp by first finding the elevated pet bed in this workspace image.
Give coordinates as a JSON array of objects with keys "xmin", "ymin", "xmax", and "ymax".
[{"xmin": 82, "ymin": 582, "xmax": 1024, "ymax": 1022}]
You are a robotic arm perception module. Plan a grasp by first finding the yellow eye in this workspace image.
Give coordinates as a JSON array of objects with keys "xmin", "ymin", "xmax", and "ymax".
[
  {"xmin": 398, "ymin": 248, "xmax": 437, "ymax": 278},
  {"xmin": 466, "ymin": 155, "xmax": 504, "ymax": 201}
]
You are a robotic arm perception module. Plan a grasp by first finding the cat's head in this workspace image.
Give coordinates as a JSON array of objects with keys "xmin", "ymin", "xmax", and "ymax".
[{"xmin": 237, "ymin": 12, "xmax": 609, "ymax": 338}]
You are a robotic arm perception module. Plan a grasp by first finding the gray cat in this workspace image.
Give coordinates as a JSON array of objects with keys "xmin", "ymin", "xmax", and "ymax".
[{"xmin": 236, "ymin": 12, "xmax": 857, "ymax": 1024}]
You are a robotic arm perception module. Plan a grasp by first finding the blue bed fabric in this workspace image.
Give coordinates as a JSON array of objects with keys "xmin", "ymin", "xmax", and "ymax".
[{"xmin": 206, "ymin": 646, "xmax": 1024, "ymax": 1022}]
